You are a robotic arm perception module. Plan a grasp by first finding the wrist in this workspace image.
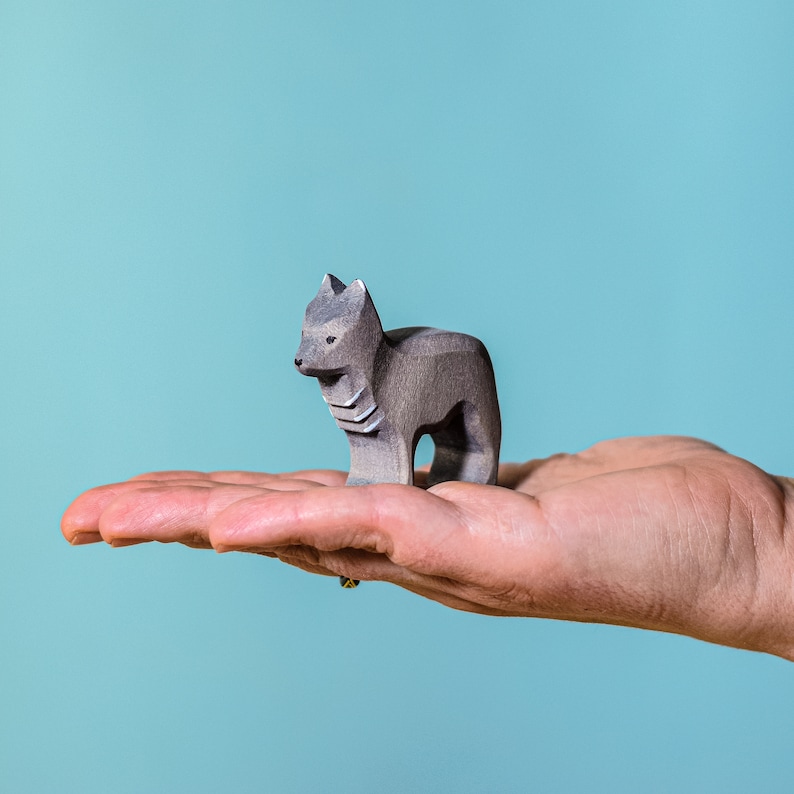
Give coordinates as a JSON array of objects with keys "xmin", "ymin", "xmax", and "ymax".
[{"xmin": 746, "ymin": 475, "xmax": 794, "ymax": 660}]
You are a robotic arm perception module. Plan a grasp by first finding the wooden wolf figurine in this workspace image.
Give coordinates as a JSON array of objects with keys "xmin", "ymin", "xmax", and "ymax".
[{"xmin": 295, "ymin": 274, "xmax": 501, "ymax": 488}]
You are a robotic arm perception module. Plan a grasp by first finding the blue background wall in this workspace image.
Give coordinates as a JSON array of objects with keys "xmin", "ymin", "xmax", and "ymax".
[{"xmin": 2, "ymin": 2, "xmax": 794, "ymax": 791}]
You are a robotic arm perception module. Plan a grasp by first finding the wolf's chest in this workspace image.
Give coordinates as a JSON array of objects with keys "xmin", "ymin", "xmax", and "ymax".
[{"xmin": 320, "ymin": 377, "xmax": 384, "ymax": 435}]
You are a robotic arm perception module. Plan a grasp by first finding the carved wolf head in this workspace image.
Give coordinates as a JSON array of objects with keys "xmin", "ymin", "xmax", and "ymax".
[{"xmin": 295, "ymin": 274, "xmax": 384, "ymax": 377}]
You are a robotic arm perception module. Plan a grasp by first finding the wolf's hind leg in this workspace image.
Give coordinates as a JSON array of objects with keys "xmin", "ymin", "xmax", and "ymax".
[{"xmin": 427, "ymin": 407, "xmax": 498, "ymax": 487}]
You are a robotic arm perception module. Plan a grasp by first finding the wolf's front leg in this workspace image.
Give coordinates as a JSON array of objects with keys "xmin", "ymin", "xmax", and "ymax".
[{"xmin": 345, "ymin": 429, "xmax": 414, "ymax": 486}]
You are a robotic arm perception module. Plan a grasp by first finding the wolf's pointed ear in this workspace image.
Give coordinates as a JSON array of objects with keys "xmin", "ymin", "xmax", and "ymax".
[
  {"xmin": 344, "ymin": 278, "xmax": 369, "ymax": 307},
  {"xmin": 321, "ymin": 274, "xmax": 347, "ymax": 295}
]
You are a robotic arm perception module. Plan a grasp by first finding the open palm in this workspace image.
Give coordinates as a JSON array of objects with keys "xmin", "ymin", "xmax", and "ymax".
[{"xmin": 62, "ymin": 436, "xmax": 794, "ymax": 659}]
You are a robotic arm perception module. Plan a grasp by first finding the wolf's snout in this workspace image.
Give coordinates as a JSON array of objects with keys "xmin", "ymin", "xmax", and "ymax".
[{"xmin": 294, "ymin": 358, "xmax": 303, "ymax": 367}]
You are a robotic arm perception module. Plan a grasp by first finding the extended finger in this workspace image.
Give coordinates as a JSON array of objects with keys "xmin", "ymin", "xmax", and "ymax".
[
  {"xmin": 267, "ymin": 543, "xmax": 519, "ymax": 616},
  {"xmin": 265, "ymin": 542, "xmax": 446, "ymax": 594},
  {"xmin": 209, "ymin": 483, "xmax": 466, "ymax": 570},
  {"xmin": 62, "ymin": 479, "xmax": 217, "ymax": 545},
  {"xmin": 96, "ymin": 484, "xmax": 267, "ymax": 547},
  {"xmin": 96, "ymin": 479, "xmax": 332, "ymax": 547},
  {"xmin": 128, "ymin": 469, "xmax": 347, "ymax": 487},
  {"xmin": 62, "ymin": 474, "xmax": 340, "ymax": 545}
]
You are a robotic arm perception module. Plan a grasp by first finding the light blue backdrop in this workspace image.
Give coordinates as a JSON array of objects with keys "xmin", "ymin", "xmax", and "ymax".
[{"xmin": 2, "ymin": 2, "xmax": 793, "ymax": 791}]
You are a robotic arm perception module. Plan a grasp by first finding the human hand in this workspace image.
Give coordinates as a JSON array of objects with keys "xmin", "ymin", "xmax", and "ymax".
[{"xmin": 61, "ymin": 436, "xmax": 794, "ymax": 660}]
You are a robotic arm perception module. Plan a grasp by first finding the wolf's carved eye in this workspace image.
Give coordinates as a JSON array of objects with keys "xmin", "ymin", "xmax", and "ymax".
[{"xmin": 326, "ymin": 336, "xmax": 336, "ymax": 344}]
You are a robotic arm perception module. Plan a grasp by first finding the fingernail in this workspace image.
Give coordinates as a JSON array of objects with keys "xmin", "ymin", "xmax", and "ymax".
[
  {"xmin": 109, "ymin": 538, "xmax": 147, "ymax": 548},
  {"xmin": 70, "ymin": 532, "xmax": 101, "ymax": 546}
]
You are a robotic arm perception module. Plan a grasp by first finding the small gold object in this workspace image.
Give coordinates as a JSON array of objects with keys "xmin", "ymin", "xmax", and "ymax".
[{"xmin": 339, "ymin": 576, "xmax": 360, "ymax": 589}]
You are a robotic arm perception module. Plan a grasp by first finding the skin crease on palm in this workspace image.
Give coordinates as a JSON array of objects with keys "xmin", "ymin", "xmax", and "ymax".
[{"xmin": 61, "ymin": 436, "xmax": 794, "ymax": 661}]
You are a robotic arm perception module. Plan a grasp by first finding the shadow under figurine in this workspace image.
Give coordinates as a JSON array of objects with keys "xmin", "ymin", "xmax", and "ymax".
[{"xmin": 295, "ymin": 274, "xmax": 501, "ymax": 586}]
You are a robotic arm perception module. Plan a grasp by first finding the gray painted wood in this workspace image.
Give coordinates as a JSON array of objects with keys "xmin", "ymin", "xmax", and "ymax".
[{"xmin": 295, "ymin": 274, "xmax": 501, "ymax": 488}]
